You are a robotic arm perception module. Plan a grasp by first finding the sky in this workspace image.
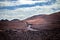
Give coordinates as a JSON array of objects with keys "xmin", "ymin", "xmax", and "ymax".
[{"xmin": 0, "ymin": 0, "xmax": 60, "ymax": 20}]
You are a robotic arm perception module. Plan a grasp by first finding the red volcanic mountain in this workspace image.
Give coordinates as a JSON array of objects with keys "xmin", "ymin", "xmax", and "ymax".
[
  {"xmin": 24, "ymin": 14, "xmax": 48, "ymax": 24},
  {"xmin": 24, "ymin": 14, "xmax": 50, "ymax": 30},
  {"xmin": 25, "ymin": 12, "xmax": 60, "ymax": 30},
  {"xmin": 46, "ymin": 12, "xmax": 60, "ymax": 29},
  {"xmin": 25, "ymin": 14, "xmax": 47, "ymax": 20}
]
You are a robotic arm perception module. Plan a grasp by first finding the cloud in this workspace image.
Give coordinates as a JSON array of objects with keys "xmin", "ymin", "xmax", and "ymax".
[
  {"xmin": 0, "ymin": 0, "xmax": 5, "ymax": 1},
  {"xmin": 0, "ymin": 0, "xmax": 56, "ymax": 6},
  {"xmin": 0, "ymin": 0, "xmax": 17, "ymax": 2},
  {"xmin": 0, "ymin": 0, "xmax": 56, "ymax": 10},
  {"xmin": 8, "ymin": 0, "xmax": 17, "ymax": 1}
]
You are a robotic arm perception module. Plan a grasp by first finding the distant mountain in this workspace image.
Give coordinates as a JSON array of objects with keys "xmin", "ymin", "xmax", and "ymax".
[
  {"xmin": 0, "ymin": 19, "xmax": 9, "ymax": 22},
  {"xmin": 11, "ymin": 19, "xmax": 20, "ymax": 21},
  {"xmin": 11, "ymin": 19, "xmax": 21, "ymax": 22}
]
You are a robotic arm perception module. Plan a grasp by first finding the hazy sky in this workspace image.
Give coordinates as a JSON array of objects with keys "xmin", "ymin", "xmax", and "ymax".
[{"xmin": 0, "ymin": 0, "xmax": 60, "ymax": 20}]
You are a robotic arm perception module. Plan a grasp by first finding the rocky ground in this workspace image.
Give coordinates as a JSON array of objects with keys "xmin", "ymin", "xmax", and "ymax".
[{"xmin": 0, "ymin": 28, "xmax": 60, "ymax": 40}]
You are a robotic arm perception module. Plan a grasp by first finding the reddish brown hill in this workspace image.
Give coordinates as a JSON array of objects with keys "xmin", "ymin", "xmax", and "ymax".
[
  {"xmin": 0, "ymin": 19, "xmax": 27, "ymax": 31},
  {"xmin": 24, "ymin": 14, "xmax": 48, "ymax": 24},
  {"xmin": 46, "ymin": 12, "xmax": 60, "ymax": 29},
  {"xmin": 24, "ymin": 12, "xmax": 60, "ymax": 30},
  {"xmin": 24, "ymin": 14, "xmax": 49, "ymax": 30},
  {"xmin": 25, "ymin": 14, "xmax": 47, "ymax": 20}
]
